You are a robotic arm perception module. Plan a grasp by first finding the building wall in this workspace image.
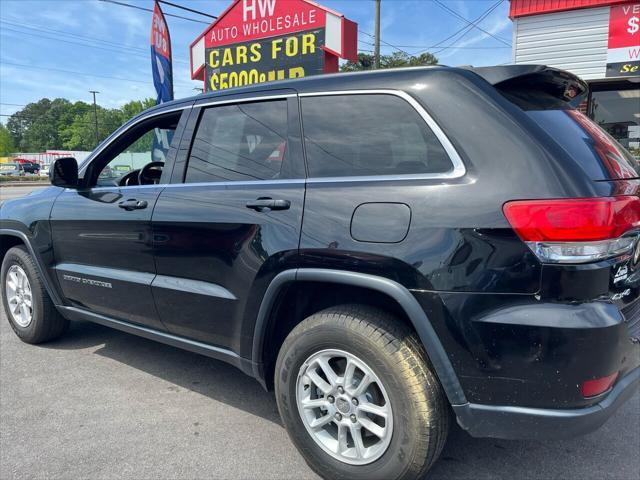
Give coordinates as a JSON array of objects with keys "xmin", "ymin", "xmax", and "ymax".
[{"xmin": 512, "ymin": 6, "xmax": 610, "ymax": 79}]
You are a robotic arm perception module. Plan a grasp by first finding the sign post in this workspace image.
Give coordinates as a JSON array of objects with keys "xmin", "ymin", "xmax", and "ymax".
[{"xmin": 190, "ymin": 0, "xmax": 357, "ymax": 92}]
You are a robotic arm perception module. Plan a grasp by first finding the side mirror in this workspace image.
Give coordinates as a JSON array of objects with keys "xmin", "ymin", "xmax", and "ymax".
[{"xmin": 50, "ymin": 157, "xmax": 78, "ymax": 188}]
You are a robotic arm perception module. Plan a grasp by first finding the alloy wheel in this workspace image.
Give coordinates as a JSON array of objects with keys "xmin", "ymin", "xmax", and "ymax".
[
  {"xmin": 296, "ymin": 349, "xmax": 393, "ymax": 465},
  {"xmin": 5, "ymin": 264, "xmax": 33, "ymax": 328}
]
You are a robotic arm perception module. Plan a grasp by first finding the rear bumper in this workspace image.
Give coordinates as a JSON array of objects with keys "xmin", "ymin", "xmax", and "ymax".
[{"xmin": 453, "ymin": 366, "xmax": 640, "ymax": 440}]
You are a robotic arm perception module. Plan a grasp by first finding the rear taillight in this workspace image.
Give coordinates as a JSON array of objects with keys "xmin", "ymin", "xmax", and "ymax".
[
  {"xmin": 503, "ymin": 196, "xmax": 640, "ymax": 263},
  {"xmin": 581, "ymin": 372, "xmax": 618, "ymax": 398}
]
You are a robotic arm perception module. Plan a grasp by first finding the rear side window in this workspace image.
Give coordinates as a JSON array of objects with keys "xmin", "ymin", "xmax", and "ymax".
[
  {"xmin": 186, "ymin": 100, "xmax": 289, "ymax": 183},
  {"xmin": 301, "ymin": 94, "xmax": 453, "ymax": 178},
  {"xmin": 527, "ymin": 109, "xmax": 640, "ymax": 180}
]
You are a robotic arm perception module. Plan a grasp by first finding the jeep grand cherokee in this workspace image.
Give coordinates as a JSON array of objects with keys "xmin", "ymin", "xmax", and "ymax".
[{"xmin": 1, "ymin": 65, "xmax": 639, "ymax": 480}]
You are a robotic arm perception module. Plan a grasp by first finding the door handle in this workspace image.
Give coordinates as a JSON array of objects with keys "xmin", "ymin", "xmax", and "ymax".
[
  {"xmin": 118, "ymin": 199, "xmax": 148, "ymax": 211},
  {"xmin": 246, "ymin": 198, "xmax": 291, "ymax": 212}
]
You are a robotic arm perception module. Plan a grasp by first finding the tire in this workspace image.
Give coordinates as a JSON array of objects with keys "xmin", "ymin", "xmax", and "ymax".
[
  {"xmin": 275, "ymin": 304, "xmax": 449, "ymax": 480},
  {"xmin": 1, "ymin": 245, "xmax": 68, "ymax": 344}
]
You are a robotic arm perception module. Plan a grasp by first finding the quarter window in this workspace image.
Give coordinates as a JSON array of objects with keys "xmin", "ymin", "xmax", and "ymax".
[
  {"xmin": 186, "ymin": 100, "xmax": 290, "ymax": 183},
  {"xmin": 301, "ymin": 94, "xmax": 453, "ymax": 178}
]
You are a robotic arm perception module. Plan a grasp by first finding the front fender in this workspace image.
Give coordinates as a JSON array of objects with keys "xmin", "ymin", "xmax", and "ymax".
[{"xmin": 1, "ymin": 186, "xmax": 65, "ymax": 306}]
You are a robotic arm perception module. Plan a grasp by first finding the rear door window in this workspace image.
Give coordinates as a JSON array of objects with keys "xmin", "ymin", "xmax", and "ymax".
[
  {"xmin": 301, "ymin": 94, "xmax": 453, "ymax": 178},
  {"xmin": 527, "ymin": 109, "xmax": 640, "ymax": 180}
]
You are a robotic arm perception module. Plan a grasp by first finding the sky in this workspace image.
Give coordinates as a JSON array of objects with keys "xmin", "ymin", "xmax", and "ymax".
[{"xmin": 0, "ymin": 0, "xmax": 513, "ymax": 120}]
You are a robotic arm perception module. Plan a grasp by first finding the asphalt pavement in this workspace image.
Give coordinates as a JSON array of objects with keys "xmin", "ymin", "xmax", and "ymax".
[
  {"xmin": 0, "ymin": 184, "xmax": 50, "ymax": 202},
  {"xmin": 1, "ymin": 311, "xmax": 639, "ymax": 480}
]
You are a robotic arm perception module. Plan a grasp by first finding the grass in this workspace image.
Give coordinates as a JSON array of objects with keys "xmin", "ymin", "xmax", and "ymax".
[{"xmin": 0, "ymin": 176, "xmax": 49, "ymax": 183}]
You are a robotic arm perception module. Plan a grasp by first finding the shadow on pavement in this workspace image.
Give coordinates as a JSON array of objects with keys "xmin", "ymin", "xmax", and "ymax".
[
  {"xmin": 42, "ymin": 319, "xmax": 640, "ymax": 480},
  {"xmin": 43, "ymin": 320, "xmax": 282, "ymax": 424}
]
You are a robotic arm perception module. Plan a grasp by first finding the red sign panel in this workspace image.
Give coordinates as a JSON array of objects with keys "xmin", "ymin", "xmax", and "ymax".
[
  {"xmin": 509, "ymin": 0, "xmax": 630, "ymax": 19},
  {"xmin": 608, "ymin": 2, "xmax": 640, "ymax": 48},
  {"xmin": 205, "ymin": 0, "xmax": 326, "ymax": 49},
  {"xmin": 606, "ymin": 3, "xmax": 640, "ymax": 77}
]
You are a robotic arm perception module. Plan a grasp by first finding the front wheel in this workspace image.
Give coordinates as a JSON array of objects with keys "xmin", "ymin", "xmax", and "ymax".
[
  {"xmin": 275, "ymin": 305, "xmax": 449, "ymax": 480},
  {"xmin": 1, "ymin": 245, "xmax": 68, "ymax": 344}
]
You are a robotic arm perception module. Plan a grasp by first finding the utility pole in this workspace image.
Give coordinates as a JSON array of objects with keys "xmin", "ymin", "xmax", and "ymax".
[
  {"xmin": 89, "ymin": 90, "xmax": 100, "ymax": 146},
  {"xmin": 374, "ymin": 0, "xmax": 381, "ymax": 69}
]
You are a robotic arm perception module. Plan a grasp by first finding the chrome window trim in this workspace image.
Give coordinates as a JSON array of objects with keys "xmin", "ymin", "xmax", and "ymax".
[
  {"xmin": 78, "ymin": 104, "xmax": 192, "ymax": 175},
  {"xmin": 77, "ymin": 178, "xmax": 305, "ymax": 192},
  {"xmin": 298, "ymin": 89, "xmax": 467, "ymax": 182},
  {"xmin": 163, "ymin": 178, "xmax": 305, "ymax": 188},
  {"xmin": 196, "ymin": 93, "xmax": 296, "ymax": 109}
]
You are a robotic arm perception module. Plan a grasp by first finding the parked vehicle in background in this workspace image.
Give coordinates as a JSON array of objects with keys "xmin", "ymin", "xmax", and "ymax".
[
  {"xmin": 1, "ymin": 65, "xmax": 639, "ymax": 480},
  {"xmin": 40, "ymin": 165, "xmax": 50, "ymax": 178},
  {"xmin": 0, "ymin": 163, "xmax": 25, "ymax": 176},
  {"xmin": 21, "ymin": 162, "xmax": 41, "ymax": 175}
]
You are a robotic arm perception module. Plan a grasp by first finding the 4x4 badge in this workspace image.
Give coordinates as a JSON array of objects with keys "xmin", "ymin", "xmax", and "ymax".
[{"xmin": 614, "ymin": 265, "xmax": 628, "ymax": 283}]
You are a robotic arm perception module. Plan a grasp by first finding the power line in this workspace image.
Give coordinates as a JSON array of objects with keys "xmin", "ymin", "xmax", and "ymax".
[
  {"xmin": 157, "ymin": 0, "xmax": 217, "ymax": 20},
  {"xmin": 412, "ymin": 0, "xmax": 506, "ymax": 56},
  {"xmin": 433, "ymin": 0, "xmax": 511, "ymax": 47},
  {"xmin": 0, "ymin": 61, "xmax": 195, "ymax": 89},
  {"xmin": 0, "ymin": 24, "xmax": 189, "ymax": 65},
  {"xmin": 99, "ymin": 0, "xmax": 209, "ymax": 24},
  {"xmin": 1, "ymin": 26, "xmax": 151, "ymax": 62},
  {"xmin": 0, "ymin": 19, "xmax": 149, "ymax": 54},
  {"xmin": 433, "ymin": 0, "xmax": 505, "ymax": 49},
  {"xmin": 358, "ymin": 29, "xmax": 411, "ymax": 57}
]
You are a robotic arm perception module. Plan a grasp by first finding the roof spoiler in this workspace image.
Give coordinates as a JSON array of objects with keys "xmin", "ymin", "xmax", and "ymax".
[{"xmin": 463, "ymin": 64, "xmax": 589, "ymax": 104}]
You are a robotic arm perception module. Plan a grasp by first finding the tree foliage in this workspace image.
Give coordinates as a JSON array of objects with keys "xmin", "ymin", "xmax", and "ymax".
[
  {"xmin": 341, "ymin": 51, "xmax": 438, "ymax": 72},
  {"xmin": 0, "ymin": 124, "xmax": 15, "ymax": 156},
  {"xmin": 5, "ymin": 97, "xmax": 156, "ymax": 152}
]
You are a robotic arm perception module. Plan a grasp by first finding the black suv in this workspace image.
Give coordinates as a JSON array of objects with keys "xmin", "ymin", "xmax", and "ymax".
[
  {"xmin": 1, "ymin": 65, "xmax": 639, "ymax": 480},
  {"xmin": 21, "ymin": 161, "xmax": 41, "ymax": 175}
]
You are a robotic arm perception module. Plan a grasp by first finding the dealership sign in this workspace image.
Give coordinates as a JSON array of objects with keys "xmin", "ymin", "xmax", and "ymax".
[
  {"xmin": 190, "ymin": 0, "xmax": 357, "ymax": 91},
  {"xmin": 606, "ymin": 2, "xmax": 640, "ymax": 77}
]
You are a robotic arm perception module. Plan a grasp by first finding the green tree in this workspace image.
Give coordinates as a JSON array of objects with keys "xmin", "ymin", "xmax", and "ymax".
[
  {"xmin": 62, "ymin": 107, "xmax": 124, "ymax": 151},
  {"xmin": 120, "ymin": 98, "xmax": 156, "ymax": 119},
  {"xmin": 6, "ymin": 97, "xmax": 156, "ymax": 152},
  {"xmin": 0, "ymin": 124, "xmax": 15, "ymax": 156},
  {"xmin": 341, "ymin": 53, "xmax": 376, "ymax": 72},
  {"xmin": 341, "ymin": 51, "xmax": 438, "ymax": 72},
  {"xmin": 6, "ymin": 98, "xmax": 93, "ymax": 152},
  {"xmin": 6, "ymin": 98, "xmax": 53, "ymax": 149},
  {"xmin": 61, "ymin": 98, "xmax": 156, "ymax": 150}
]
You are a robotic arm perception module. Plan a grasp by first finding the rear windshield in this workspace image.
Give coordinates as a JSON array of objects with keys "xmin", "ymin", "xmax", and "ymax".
[{"xmin": 526, "ymin": 109, "xmax": 640, "ymax": 180}]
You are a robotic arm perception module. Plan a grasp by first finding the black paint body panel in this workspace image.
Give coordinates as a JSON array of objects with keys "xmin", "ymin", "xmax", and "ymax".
[
  {"xmin": 2, "ymin": 66, "xmax": 639, "ymax": 438},
  {"xmin": 49, "ymin": 187, "xmax": 166, "ymax": 331}
]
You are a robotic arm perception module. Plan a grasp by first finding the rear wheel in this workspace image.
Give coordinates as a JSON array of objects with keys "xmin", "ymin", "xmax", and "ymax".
[
  {"xmin": 1, "ymin": 245, "xmax": 68, "ymax": 343},
  {"xmin": 275, "ymin": 304, "xmax": 449, "ymax": 480}
]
